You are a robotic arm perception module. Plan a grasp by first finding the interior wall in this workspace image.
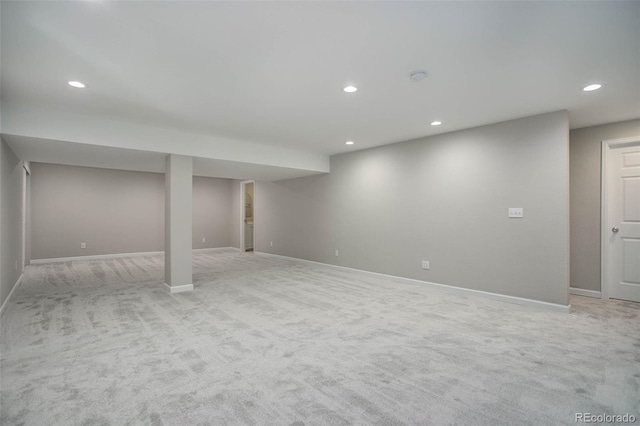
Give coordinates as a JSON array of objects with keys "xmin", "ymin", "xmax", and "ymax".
[
  {"xmin": 193, "ymin": 176, "xmax": 233, "ymax": 249},
  {"xmin": 569, "ymin": 119, "xmax": 640, "ymax": 292},
  {"xmin": 256, "ymin": 174, "xmax": 331, "ymax": 262},
  {"xmin": 30, "ymin": 163, "xmax": 235, "ymax": 260},
  {"xmin": 245, "ymin": 182, "xmax": 254, "ymax": 221},
  {"xmin": 0, "ymin": 137, "xmax": 23, "ymax": 309},
  {"xmin": 229, "ymin": 180, "xmax": 241, "ymax": 249},
  {"xmin": 257, "ymin": 111, "xmax": 570, "ymax": 306},
  {"xmin": 24, "ymin": 168, "xmax": 31, "ymax": 266},
  {"xmin": 30, "ymin": 163, "xmax": 165, "ymax": 259}
]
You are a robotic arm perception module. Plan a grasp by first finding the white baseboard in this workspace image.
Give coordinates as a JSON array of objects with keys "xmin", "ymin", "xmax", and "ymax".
[
  {"xmin": 0, "ymin": 273, "xmax": 24, "ymax": 318},
  {"xmin": 256, "ymin": 251, "xmax": 571, "ymax": 314},
  {"xmin": 27, "ymin": 247, "xmax": 570, "ymax": 312},
  {"xmin": 164, "ymin": 283, "xmax": 194, "ymax": 293},
  {"xmin": 31, "ymin": 247, "xmax": 239, "ymax": 264},
  {"xmin": 570, "ymin": 287, "xmax": 602, "ymax": 298},
  {"xmin": 193, "ymin": 247, "xmax": 239, "ymax": 253},
  {"xmin": 31, "ymin": 251, "xmax": 165, "ymax": 264}
]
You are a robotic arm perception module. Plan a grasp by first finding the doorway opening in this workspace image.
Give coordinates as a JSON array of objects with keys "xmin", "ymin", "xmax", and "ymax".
[{"xmin": 240, "ymin": 181, "xmax": 254, "ymax": 252}]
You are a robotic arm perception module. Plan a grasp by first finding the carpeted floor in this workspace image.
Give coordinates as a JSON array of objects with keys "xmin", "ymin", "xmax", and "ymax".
[{"xmin": 1, "ymin": 249, "xmax": 638, "ymax": 425}]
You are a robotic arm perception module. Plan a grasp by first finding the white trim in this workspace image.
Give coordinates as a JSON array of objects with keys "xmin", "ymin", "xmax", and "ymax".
[
  {"xmin": 601, "ymin": 136, "xmax": 640, "ymax": 300},
  {"xmin": 569, "ymin": 287, "xmax": 602, "ymax": 298},
  {"xmin": 31, "ymin": 247, "xmax": 240, "ymax": 264},
  {"xmin": 256, "ymin": 252, "xmax": 570, "ymax": 313},
  {"xmin": 193, "ymin": 247, "xmax": 239, "ymax": 253},
  {"xmin": 22, "ymin": 160, "xmax": 31, "ymax": 175},
  {"xmin": 31, "ymin": 251, "xmax": 165, "ymax": 264},
  {"xmin": 0, "ymin": 274, "xmax": 24, "ymax": 318},
  {"xmin": 164, "ymin": 283, "xmax": 194, "ymax": 293}
]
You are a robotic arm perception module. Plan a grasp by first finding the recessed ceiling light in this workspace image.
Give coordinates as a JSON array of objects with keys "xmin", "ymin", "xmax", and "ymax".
[
  {"xmin": 68, "ymin": 81, "xmax": 86, "ymax": 88},
  {"xmin": 410, "ymin": 71, "xmax": 427, "ymax": 82},
  {"xmin": 430, "ymin": 121, "xmax": 442, "ymax": 126},
  {"xmin": 345, "ymin": 140, "xmax": 355, "ymax": 145},
  {"xmin": 583, "ymin": 84, "xmax": 602, "ymax": 92},
  {"xmin": 343, "ymin": 86, "xmax": 357, "ymax": 93}
]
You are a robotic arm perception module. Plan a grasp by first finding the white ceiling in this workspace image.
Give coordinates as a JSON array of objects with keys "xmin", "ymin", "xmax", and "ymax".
[
  {"xmin": 4, "ymin": 134, "xmax": 327, "ymax": 181},
  {"xmin": 1, "ymin": 1, "xmax": 639, "ymax": 179}
]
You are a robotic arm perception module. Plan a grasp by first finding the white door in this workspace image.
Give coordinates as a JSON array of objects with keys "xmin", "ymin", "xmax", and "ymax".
[{"xmin": 603, "ymin": 138, "xmax": 640, "ymax": 302}]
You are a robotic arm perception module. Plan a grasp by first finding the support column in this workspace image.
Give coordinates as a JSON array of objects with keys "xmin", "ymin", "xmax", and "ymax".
[{"xmin": 164, "ymin": 154, "xmax": 193, "ymax": 293}]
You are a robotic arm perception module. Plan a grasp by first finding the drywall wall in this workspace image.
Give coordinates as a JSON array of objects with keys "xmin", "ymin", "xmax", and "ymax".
[
  {"xmin": 245, "ymin": 182, "xmax": 254, "ymax": 221},
  {"xmin": 4, "ymin": 104, "xmax": 331, "ymax": 176},
  {"xmin": 24, "ymin": 169, "xmax": 31, "ymax": 266},
  {"xmin": 31, "ymin": 163, "xmax": 165, "ymax": 259},
  {"xmin": 257, "ymin": 111, "xmax": 570, "ymax": 306},
  {"xmin": 1, "ymin": 138, "xmax": 23, "ymax": 309},
  {"xmin": 30, "ymin": 163, "xmax": 235, "ymax": 260},
  {"xmin": 256, "ymin": 173, "xmax": 331, "ymax": 261},
  {"xmin": 193, "ymin": 176, "xmax": 233, "ymax": 249},
  {"xmin": 165, "ymin": 154, "xmax": 193, "ymax": 289},
  {"xmin": 569, "ymin": 119, "xmax": 640, "ymax": 292},
  {"xmin": 229, "ymin": 180, "xmax": 241, "ymax": 249}
]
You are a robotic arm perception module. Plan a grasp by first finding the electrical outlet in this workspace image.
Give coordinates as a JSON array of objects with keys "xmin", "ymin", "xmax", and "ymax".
[
  {"xmin": 202, "ymin": 237, "xmax": 206, "ymax": 243},
  {"xmin": 421, "ymin": 260, "xmax": 430, "ymax": 270},
  {"xmin": 270, "ymin": 241, "xmax": 273, "ymax": 247},
  {"xmin": 81, "ymin": 242, "xmax": 86, "ymax": 249},
  {"xmin": 335, "ymin": 250, "xmax": 339, "ymax": 257},
  {"xmin": 508, "ymin": 208, "xmax": 524, "ymax": 218}
]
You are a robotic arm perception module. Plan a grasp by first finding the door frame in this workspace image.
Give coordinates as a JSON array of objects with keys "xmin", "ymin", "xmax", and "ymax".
[
  {"xmin": 21, "ymin": 161, "xmax": 30, "ymax": 271},
  {"xmin": 600, "ymin": 136, "xmax": 640, "ymax": 299},
  {"xmin": 240, "ymin": 180, "xmax": 255, "ymax": 252}
]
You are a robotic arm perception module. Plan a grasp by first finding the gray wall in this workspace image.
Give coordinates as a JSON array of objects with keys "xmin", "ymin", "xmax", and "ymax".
[
  {"xmin": 229, "ymin": 180, "xmax": 242, "ymax": 249},
  {"xmin": 569, "ymin": 119, "xmax": 640, "ymax": 292},
  {"xmin": 1, "ymin": 137, "xmax": 23, "ymax": 309},
  {"xmin": 257, "ymin": 111, "xmax": 570, "ymax": 306},
  {"xmin": 24, "ymin": 169, "xmax": 31, "ymax": 266},
  {"xmin": 30, "ymin": 163, "xmax": 235, "ymax": 260},
  {"xmin": 256, "ymin": 173, "xmax": 331, "ymax": 261},
  {"xmin": 193, "ymin": 176, "xmax": 233, "ymax": 249},
  {"xmin": 31, "ymin": 163, "xmax": 165, "ymax": 259}
]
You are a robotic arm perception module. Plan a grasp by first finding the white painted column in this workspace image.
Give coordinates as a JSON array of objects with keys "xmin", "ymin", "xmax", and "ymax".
[{"xmin": 164, "ymin": 154, "xmax": 193, "ymax": 293}]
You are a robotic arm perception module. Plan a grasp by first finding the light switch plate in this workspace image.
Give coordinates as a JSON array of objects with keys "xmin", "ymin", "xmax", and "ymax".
[{"xmin": 508, "ymin": 208, "xmax": 524, "ymax": 218}]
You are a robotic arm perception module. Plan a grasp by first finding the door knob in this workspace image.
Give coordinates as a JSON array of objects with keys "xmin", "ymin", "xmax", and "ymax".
[{"xmin": 612, "ymin": 227, "xmax": 619, "ymax": 233}]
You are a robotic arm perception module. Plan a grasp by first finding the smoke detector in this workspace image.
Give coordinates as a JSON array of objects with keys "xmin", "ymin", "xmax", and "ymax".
[{"xmin": 410, "ymin": 71, "xmax": 427, "ymax": 82}]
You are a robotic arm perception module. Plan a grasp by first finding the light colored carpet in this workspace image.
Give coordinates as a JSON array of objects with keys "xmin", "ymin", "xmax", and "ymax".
[{"xmin": 1, "ymin": 249, "xmax": 638, "ymax": 425}]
